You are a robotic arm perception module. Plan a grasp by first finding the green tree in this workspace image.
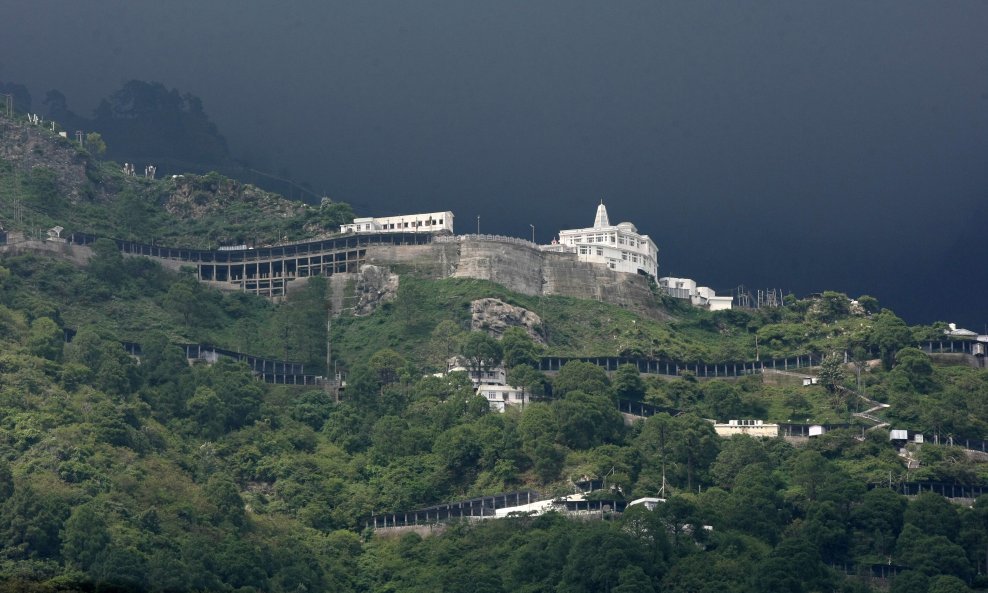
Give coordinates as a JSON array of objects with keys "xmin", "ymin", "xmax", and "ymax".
[
  {"xmin": 890, "ymin": 571, "xmax": 929, "ymax": 593},
  {"xmin": 554, "ymin": 390, "xmax": 624, "ymax": 450},
  {"xmin": 895, "ymin": 524, "xmax": 972, "ymax": 580},
  {"xmin": 557, "ymin": 524, "xmax": 652, "ymax": 593},
  {"xmin": 903, "ymin": 492, "xmax": 960, "ymax": 540},
  {"xmin": 554, "ymin": 360, "xmax": 611, "ymax": 399},
  {"xmin": 818, "ymin": 352, "xmax": 846, "ymax": 393},
  {"xmin": 671, "ymin": 414, "xmax": 720, "ymax": 492},
  {"xmin": 699, "ymin": 380, "xmax": 744, "ymax": 419},
  {"xmin": 870, "ymin": 311, "xmax": 913, "ymax": 370},
  {"xmin": 613, "ymin": 363, "xmax": 645, "ymax": 401},
  {"xmin": 188, "ymin": 386, "xmax": 225, "ymax": 439},
  {"xmin": 506, "ymin": 364, "xmax": 547, "ymax": 403},
  {"xmin": 26, "ymin": 316, "xmax": 62, "ymax": 361},
  {"xmin": 61, "ymin": 503, "xmax": 111, "ymax": 572},
  {"xmin": 462, "ymin": 331, "xmax": 503, "ymax": 379},
  {"xmin": 429, "ymin": 319, "xmax": 465, "ymax": 370},
  {"xmin": 928, "ymin": 575, "xmax": 973, "ymax": 593},
  {"xmin": 851, "ymin": 487, "xmax": 906, "ymax": 559},
  {"xmin": 0, "ymin": 485, "xmax": 70, "ymax": 559},
  {"xmin": 85, "ymin": 131, "xmax": 107, "ymax": 160},
  {"xmin": 890, "ymin": 347, "xmax": 935, "ymax": 393},
  {"xmin": 88, "ymin": 238, "xmax": 125, "ymax": 285},
  {"xmin": 500, "ymin": 326, "xmax": 540, "ymax": 368},
  {"xmin": 710, "ymin": 434, "xmax": 770, "ymax": 489},
  {"xmin": 164, "ymin": 279, "xmax": 198, "ymax": 326},
  {"xmin": 857, "ymin": 294, "xmax": 881, "ymax": 315},
  {"xmin": 205, "ymin": 474, "xmax": 245, "ymax": 527},
  {"xmin": 369, "ymin": 348, "xmax": 406, "ymax": 387}
]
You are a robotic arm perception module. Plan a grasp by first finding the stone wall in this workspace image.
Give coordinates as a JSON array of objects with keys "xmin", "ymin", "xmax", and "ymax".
[
  {"xmin": 542, "ymin": 251, "xmax": 658, "ymax": 315},
  {"xmin": 452, "ymin": 239, "xmax": 544, "ymax": 296},
  {"xmin": 368, "ymin": 237, "xmax": 662, "ymax": 316},
  {"xmin": 365, "ymin": 243, "xmax": 457, "ymax": 278}
]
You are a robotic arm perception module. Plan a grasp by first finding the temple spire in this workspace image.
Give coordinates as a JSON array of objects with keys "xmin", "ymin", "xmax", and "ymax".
[{"xmin": 593, "ymin": 201, "xmax": 610, "ymax": 228}]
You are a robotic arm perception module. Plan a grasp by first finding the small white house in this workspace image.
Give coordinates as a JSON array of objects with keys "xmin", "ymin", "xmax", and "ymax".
[{"xmin": 477, "ymin": 384, "xmax": 531, "ymax": 412}]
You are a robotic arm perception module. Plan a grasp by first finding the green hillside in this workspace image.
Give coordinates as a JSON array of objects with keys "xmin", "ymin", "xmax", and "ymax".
[{"xmin": 2, "ymin": 112, "xmax": 988, "ymax": 592}]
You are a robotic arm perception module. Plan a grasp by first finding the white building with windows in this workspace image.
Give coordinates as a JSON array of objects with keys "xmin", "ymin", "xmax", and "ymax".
[
  {"xmin": 477, "ymin": 384, "xmax": 531, "ymax": 412},
  {"xmin": 713, "ymin": 419, "xmax": 779, "ymax": 438},
  {"xmin": 340, "ymin": 211, "xmax": 454, "ymax": 234},
  {"xmin": 555, "ymin": 203, "xmax": 658, "ymax": 278},
  {"xmin": 444, "ymin": 360, "xmax": 532, "ymax": 412},
  {"xmin": 659, "ymin": 276, "xmax": 733, "ymax": 311}
]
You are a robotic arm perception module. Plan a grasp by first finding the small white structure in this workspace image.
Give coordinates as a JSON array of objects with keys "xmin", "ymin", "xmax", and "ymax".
[
  {"xmin": 808, "ymin": 425, "xmax": 825, "ymax": 437},
  {"xmin": 46, "ymin": 226, "xmax": 65, "ymax": 241},
  {"xmin": 627, "ymin": 497, "xmax": 666, "ymax": 511},
  {"xmin": 945, "ymin": 323, "xmax": 978, "ymax": 338},
  {"xmin": 477, "ymin": 384, "xmax": 531, "ymax": 412},
  {"xmin": 444, "ymin": 360, "xmax": 531, "ymax": 412},
  {"xmin": 340, "ymin": 211, "xmax": 454, "ymax": 234},
  {"xmin": 659, "ymin": 277, "xmax": 733, "ymax": 310},
  {"xmin": 714, "ymin": 419, "xmax": 779, "ymax": 438},
  {"xmin": 556, "ymin": 202, "xmax": 658, "ymax": 277},
  {"xmin": 801, "ymin": 377, "xmax": 819, "ymax": 386},
  {"xmin": 889, "ymin": 429, "xmax": 909, "ymax": 441}
]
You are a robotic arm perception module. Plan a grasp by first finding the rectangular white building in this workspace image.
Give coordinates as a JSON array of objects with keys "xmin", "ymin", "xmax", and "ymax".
[{"xmin": 341, "ymin": 211, "xmax": 454, "ymax": 234}]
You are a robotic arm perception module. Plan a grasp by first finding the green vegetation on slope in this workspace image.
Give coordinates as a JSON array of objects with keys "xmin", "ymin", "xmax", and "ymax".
[{"xmin": 3, "ymin": 117, "xmax": 988, "ymax": 592}]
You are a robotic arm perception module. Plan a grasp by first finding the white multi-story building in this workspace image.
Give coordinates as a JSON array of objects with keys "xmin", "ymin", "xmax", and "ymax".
[
  {"xmin": 445, "ymin": 360, "xmax": 532, "ymax": 412},
  {"xmin": 659, "ymin": 276, "xmax": 733, "ymax": 311},
  {"xmin": 340, "ymin": 211, "xmax": 454, "ymax": 234},
  {"xmin": 556, "ymin": 203, "xmax": 658, "ymax": 278}
]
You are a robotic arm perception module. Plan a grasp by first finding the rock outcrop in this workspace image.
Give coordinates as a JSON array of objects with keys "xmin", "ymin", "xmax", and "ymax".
[
  {"xmin": 353, "ymin": 265, "xmax": 399, "ymax": 316},
  {"xmin": 470, "ymin": 298, "xmax": 545, "ymax": 343}
]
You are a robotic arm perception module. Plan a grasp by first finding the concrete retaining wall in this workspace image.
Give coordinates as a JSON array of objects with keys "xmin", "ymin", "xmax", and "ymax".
[{"xmin": 453, "ymin": 239, "xmax": 544, "ymax": 295}]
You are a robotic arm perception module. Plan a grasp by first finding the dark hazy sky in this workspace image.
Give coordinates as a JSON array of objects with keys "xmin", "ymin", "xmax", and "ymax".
[{"xmin": 3, "ymin": 1, "xmax": 987, "ymax": 327}]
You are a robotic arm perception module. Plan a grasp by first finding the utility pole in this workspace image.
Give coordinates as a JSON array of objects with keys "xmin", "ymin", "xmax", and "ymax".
[
  {"xmin": 326, "ymin": 304, "xmax": 336, "ymax": 401},
  {"xmin": 1, "ymin": 94, "xmax": 12, "ymax": 118},
  {"xmin": 530, "ymin": 224, "xmax": 535, "ymax": 244}
]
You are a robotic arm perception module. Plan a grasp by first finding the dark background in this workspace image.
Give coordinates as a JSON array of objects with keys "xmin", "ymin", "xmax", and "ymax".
[{"xmin": 2, "ymin": 1, "xmax": 986, "ymax": 328}]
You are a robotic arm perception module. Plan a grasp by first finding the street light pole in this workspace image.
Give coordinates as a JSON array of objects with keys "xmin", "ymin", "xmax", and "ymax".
[
  {"xmin": 476, "ymin": 216, "xmax": 480, "ymax": 235},
  {"xmin": 530, "ymin": 224, "xmax": 535, "ymax": 244}
]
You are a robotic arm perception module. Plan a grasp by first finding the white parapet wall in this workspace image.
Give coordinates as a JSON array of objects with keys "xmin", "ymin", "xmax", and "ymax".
[{"xmin": 714, "ymin": 419, "xmax": 780, "ymax": 438}]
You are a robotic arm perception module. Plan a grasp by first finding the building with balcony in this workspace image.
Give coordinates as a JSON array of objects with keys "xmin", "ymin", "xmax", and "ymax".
[{"xmin": 556, "ymin": 203, "xmax": 658, "ymax": 278}]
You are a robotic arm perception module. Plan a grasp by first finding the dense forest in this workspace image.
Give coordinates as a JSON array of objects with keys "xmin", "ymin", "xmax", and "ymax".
[{"xmin": 1, "ymin": 107, "xmax": 988, "ymax": 592}]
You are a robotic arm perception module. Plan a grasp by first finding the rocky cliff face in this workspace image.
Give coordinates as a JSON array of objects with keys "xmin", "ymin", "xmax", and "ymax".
[
  {"xmin": 0, "ymin": 119, "xmax": 101, "ymax": 204},
  {"xmin": 470, "ymin": 298, "xmax": 545, "ymax": 343},
  {"xmin": 162, "ymin": 174, "xmax": 304, "ymax": 223},
  {"xmin": 352, "ymin": 265, "xmax": 400, "ymax": 315}
]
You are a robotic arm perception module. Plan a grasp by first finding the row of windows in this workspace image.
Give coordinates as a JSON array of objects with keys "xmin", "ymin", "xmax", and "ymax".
[
  {"xmin": 348, "ymin": 218, "xmax": 446, "ymax": 231},
  {"xmin": 565, "ymin": 232, "xmax": 646, "ymax": 249},
  {"xmin": 484, "ymin": 392, "xmax": 526, "ymax": 401},
  {"xmin": 382, "ymin": 218, "xmax": 444, "ymax": 230},
  {"xmin": 578, "ymin": 245, "xmax": 653, "ymax": 266}
]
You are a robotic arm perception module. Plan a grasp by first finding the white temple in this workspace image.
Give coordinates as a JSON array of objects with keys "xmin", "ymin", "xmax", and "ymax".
[{"xmin": 556, "ymin": 203, "xmax": 658, "ymax": 277}]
